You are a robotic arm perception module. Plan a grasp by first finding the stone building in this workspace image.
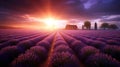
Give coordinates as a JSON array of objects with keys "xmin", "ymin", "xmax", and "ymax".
[{"xmin": 65, "ymin": 24, "xmax": 78, "ymax": 30}]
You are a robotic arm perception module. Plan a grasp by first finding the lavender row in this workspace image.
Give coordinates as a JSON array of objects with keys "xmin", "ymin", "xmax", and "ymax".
[
  {"xmin": 0, "ymin": 32, "xmax": 43, "ymax": 43},
  {"xmin": 0, "ymin": 32, "xmax": 50, "ymax": 50},
  {"xmin": 61, "ymin": 32, "xmax": 120, "ymax": 67},
  {"xmin": 65, "ymin": 32, "xmax": 120, "ymax": 62},
  {"xmin": 48, "ymin": 33, "xmax": 80, "ymax": 67},
  {"xmin": 0, "ymin": 33, "xmax": 49, "ymax": 67},
  {"xmin": 0, "ymin": 29, "xmax": 46, "ymax": 43},
  {"xmin": 63, "ymin": 30, "xmax": 120, "ymax": 42},
  {"xmin": 10, "ymin": 33, "xmax": 55, "ymax": 67}
]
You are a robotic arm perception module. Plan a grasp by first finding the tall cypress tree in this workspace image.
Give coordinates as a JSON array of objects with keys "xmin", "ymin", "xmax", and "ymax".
[{"xmin": 95, "ymin": 22, "xmax": 97, "ymax": 30}]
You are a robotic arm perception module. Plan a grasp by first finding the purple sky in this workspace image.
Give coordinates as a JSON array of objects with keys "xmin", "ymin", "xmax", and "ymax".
[{"xmin": 0, "ymin": 0, "xmax": 120, "ymax": 28}]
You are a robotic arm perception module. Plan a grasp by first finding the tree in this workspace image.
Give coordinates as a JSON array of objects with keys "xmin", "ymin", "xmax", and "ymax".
[
  {"xmin": 94, "ymin": 22, "xmax": 97, "ymax": 30},
  {"xmin": 109, "ymin": 24, "xmax": 118, "ymax": 29},
  {"xmin": 84, "ymin": 21, "xmax": 91, "ymax": 30},
  {"xmin": 100, "ymin": 23, "xmax": 109, "ymax": 30}
]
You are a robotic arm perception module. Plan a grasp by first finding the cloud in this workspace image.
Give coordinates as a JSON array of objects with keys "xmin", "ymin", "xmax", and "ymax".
[
  {"xmin": 87, "ymin": 0, "xmax": 120, "ymax": 14},
  {"xmin": 0, "ymin": 0, "xmax": 120, "ymax": 27},
  {"xmin": 100, "ymin": 15, "xmax": 120, "ymax": 22}
]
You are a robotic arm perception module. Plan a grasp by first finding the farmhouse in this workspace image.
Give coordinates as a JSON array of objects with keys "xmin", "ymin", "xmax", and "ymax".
[{"xmin": 65, "ymin": 24, "xmax": 78, "ymax": 30}]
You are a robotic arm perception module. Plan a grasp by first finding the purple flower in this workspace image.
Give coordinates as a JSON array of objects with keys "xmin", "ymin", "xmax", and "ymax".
[
  {"xmin": 107, "ymin": 40, "xmax": 120, "ymax": 45},
  {"xmin": 0, "ymin": 46, "xmax": 21, "ymax": 67},
  {"xmin": 37, "ymin": 40, "xmax": 50, "ymax": 51},
  {"xmin": 71, "ymin": 40, "xmax": 86, "ymax": 52},
  {"xmin": 89, "ymin": 40, "xmax": 106, "ymax": 49},
  {"xmin": 26, "ymin": 46, "xmax": 47, "ymax": 61},
  {"xmin": 49, "ymin": 52, "xmax": 80, "ymax": 67},
  {"xmin": 54, "ymin": 45, "xmax": 73, "ymax": 54},
  {"xmin": 85, "ymin": 53, "xmax": 120, "ymax": 67},
  {"xmin": 17, "ymin": 40, "xmax": 35, "ymax": 52},
  {"xmin": 102, "ymin": 45, "xmax": 120, "ymax": 61},
  {"xmin": 79, "ymin": 46, "xmax": 99, "ymax": 61},
  {"xmin": 11, "ymin": 52, "xmax": 40, "ymax": 67}
]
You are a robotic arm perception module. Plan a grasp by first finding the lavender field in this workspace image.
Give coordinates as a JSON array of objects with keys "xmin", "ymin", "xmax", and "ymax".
[{"xmin": 0, "ymin": 29, "xmax": 120, "ymax": 67}]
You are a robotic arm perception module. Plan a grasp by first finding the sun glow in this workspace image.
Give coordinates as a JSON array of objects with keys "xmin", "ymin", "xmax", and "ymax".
[
  {"xmin": 23, "ymin": 15, "xmax": 68, "ymax": 30},
  {"xmin": 43, "ymin": 17, "xmax": 58, "ymax": 30}
]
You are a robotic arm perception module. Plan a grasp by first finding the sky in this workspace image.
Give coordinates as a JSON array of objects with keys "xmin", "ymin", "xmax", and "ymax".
[{"xmin": 0, "ymin": 0, "xmax": 120, "ymax": 29}]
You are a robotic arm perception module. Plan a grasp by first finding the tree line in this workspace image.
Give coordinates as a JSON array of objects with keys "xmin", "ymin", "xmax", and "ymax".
[{"xmin": 82, "ymin": 21, "xmax": 119, "ymax": 30}]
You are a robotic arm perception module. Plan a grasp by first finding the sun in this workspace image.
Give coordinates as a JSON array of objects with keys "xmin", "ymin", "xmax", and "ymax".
[
  {"xmin": 43, "ymin": 17, "xmax": 58, "ymax": 30},
  {"xmin": 44, "ymin": 18, "xmax": 55, "ymax": 26}
]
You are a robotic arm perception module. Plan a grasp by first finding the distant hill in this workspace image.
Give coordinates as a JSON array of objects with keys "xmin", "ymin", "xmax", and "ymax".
[{"xmin": 0, "ymin": 25, "xmax": 22, "ymax": 29}]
